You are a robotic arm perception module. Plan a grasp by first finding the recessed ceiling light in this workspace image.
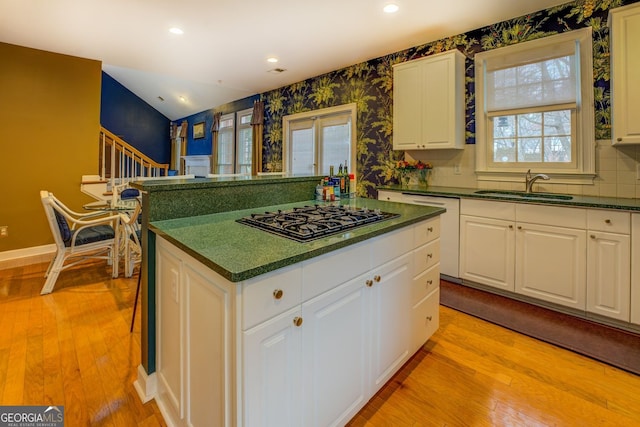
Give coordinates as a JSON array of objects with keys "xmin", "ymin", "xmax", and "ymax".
[
  {"xmin": 169, "ymin": 27, "xmax": 184, "ymax": 35},
  {"xmin": 179, "ymin": 96, "xmax": 187, "ymax": 102},
  {"xmin": 383, "ymin": 3, "xmax": 399, "ymax": 13},
  {"xmin": 267, "ymin": 57, "xmax": 279, "ymax": 63}
]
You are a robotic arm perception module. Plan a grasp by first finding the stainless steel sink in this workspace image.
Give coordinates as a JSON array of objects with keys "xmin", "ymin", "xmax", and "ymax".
[{"xmin": 474, "ymin": 190, "xmax": 573, "ymax": 200}]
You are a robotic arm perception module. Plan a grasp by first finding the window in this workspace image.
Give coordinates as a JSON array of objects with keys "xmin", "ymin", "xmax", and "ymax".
[
  {"xmin": 213, "ymin": 108, "xmax": 253, "ymax": 174},
  {"xmin": 474, "ymin": 28, "xmax": 595, "ymax": 184},
  {"xmin": 283, "ymin": 104, "xmax": 357, "ymax": 176}
]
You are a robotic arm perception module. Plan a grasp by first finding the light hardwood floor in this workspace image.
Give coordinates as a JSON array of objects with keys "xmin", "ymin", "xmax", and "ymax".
[{"xmin": 2, "ymin": 261, "xmax": 640, "ymax": 426}]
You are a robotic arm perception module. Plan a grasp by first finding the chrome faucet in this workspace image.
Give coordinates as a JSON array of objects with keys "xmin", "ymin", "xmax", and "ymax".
[{"xmin": 525, "ymin": 169, "xmax": 550, "ymax": 193}]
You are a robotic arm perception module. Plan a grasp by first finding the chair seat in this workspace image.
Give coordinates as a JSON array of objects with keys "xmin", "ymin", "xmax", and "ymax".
[{"xmin": 68, "ymin": 225, "xmax": 116, "ymax": 247}]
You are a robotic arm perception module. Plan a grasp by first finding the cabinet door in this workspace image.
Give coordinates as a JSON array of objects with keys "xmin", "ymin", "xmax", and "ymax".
[
  {"xmin": 587, "ymin": 231, "xmax": 631, "ymax": 321},
  {"xmin": 515, "ymin": 223, "xmax": 586, "ymax": 310},
  {"xmin": 393, "ymin": 61, "xmax": 421, "ymax": 150},
  {"xmin": 184, "ymin": 261, "xmax": 233, "ymax": 427},
  {"xmin": 421, "ymin": 51, "xmax": 464, "ymax": 149},
  {"xmin": 611, "ymin": 3, "xmax": 640, "ymax": 145},
  {"xmin": 459, "ymin": 215, "xmax": 515, "ymax": 291},
  {"xmin": 301, "ymin": 273, "xmax": 370, "ymax": 427},
  {"xmin": 370, "ymin": 253, "xmax": 412, "ymax": 391},
  {"xmin": 156, "ymin": 242, "xmax": 184, "ymax": 420},
  {"xmin": 632, "ymin": 214, "xmax": 640, "ymax": 325},
  {"xmin": 243, "ymin": 307, "xmax": 303, "ymax": 427}
]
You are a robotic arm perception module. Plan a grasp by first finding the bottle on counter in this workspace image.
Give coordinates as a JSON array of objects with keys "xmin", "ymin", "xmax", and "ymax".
[{"xmin": 349, "ymin": 173, "xmax": 355, "ymax": 198}]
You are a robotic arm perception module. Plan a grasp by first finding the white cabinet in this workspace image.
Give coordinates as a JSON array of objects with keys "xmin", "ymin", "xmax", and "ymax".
[
  {"xmin": 460, "ymin": 214, "xmax": 515, "ymax": 291},
  {"xmin": 515, "ymin": 221, "xmax": 586, "ymax": 310},
  {"xmin": 459, "ymin": 200, "xmax": 638, "ymax": 321},
  {"xmin": 586, "ymin": 210, "xmax": 631, "ymax": 321},
  {"xmin": 156, "ymin": 238, "xmax": 234, "ymax": 427},
  {"xmin": 155, "ymin": 216, "xmax": 441, "ymax": 427},
  {"xmin": 460, "ymin": 200, "xmax": 588, "ymax": 311},
  {"xmin": 632, "ymin": 214, "xmax": 640, "ymax": 325},
  {"xmin": 610, "ymin": 3, "xmax": 640, "ymax": 145},
  {"xmin": 393, "ymin": 50, "xmax": 465, "ymax": 150},
  {"xmin": 377, "ymin": 190, "xmax": 459, "ymax": 278}
]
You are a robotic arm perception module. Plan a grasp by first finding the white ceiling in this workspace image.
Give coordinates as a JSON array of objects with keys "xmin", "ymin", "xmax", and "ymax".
[{"xmin": 1, "ymin": 0, "xmax": 568, "ymax": 121}]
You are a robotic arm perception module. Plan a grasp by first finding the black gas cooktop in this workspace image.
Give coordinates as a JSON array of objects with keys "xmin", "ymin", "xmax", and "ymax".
[{"xmin": 236, "ymin": 204, "xmax": 399, "ymax": 242}]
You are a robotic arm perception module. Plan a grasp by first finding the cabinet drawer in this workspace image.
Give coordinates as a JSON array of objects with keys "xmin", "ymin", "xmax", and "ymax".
[
  {"xmin": 242, "ymin": 265, "xmax": 303, "ymax": 330},
  {"xmin": 414, "ymin": 217, "xmax": 441, "ymax": 247},
  {"xmin": 587, "ymin": 209, "xmax": 630, "ymax": 234},
  {"xmin": 461, "ymin": 199, "xmax": 515, "ymax": 220},
  {"xmin": 414, "ymin": 239, "xmax": 440, "ymax": 275},
  {"xmin": 516, "ymin": 204, "xmax": 586, "ymax": 229},
  {"xmin": 377, "ymin": 190, "xmax": 406, "ymax": 203},
  {"xmin": 412, "ymin": 263, "xmax": 439, "ymax": 304},
  {"xmin": 411, "ymin": 288, "xmax": 440, "ymax": 352}
]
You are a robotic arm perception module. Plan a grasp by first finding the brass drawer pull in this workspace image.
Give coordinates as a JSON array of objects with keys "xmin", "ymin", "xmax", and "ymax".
[
  {"xmin": 374, "ymin": 275, "xmax": 381, "ymax": 282},
  {"xmin": 426, "ymin": 316, "xmax": 433, "ymax": 321},
  {"xmin": 366, "ymin": 279, "xmax": 373, "ymax": 287},
  {"xmin": 273, "ymin": 289, "xmax": 284, "ymax": 300},
  {"xmin": 293, "ymin": 316, "xmax": 303, "ymax": 327}
]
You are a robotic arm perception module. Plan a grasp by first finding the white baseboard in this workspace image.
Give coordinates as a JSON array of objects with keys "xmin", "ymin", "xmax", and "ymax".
[
  {"xmin": 134, "ymin": 364, "xmax": 157, "ymax": 404},
  {"xmin": 0, "ymin": 244, "xmax": 55, "ymax": 270}
]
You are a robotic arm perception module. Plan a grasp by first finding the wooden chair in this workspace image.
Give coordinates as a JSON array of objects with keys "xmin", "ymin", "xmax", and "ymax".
[
  {"xmin": 40, "ymin": 190, "xmax": 118, "ymax": 295},
  {"xmin": 119, "ymin": 198, "xmax": 142, "ymax": 278}
]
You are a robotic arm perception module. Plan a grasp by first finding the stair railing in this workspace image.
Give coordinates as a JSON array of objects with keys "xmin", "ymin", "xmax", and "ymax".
[{"xmin": 99, "ymin": 127, "xmax": 169, "ymax": 190}]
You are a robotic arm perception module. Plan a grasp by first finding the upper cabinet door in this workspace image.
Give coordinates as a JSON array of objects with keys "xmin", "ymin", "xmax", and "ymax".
[
  {"xmin": 610, "ymin": 3, "xmax": 640, "ymax": 145},
  {"xmin": 393, "ymin": 50, "xmax": 465, "ymax": 150}
]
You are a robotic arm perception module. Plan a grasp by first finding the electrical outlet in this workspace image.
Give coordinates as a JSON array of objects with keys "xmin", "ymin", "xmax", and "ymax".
[{"xmin": 0, "ymin": 226, "xmax": 7, "ymax": 238}]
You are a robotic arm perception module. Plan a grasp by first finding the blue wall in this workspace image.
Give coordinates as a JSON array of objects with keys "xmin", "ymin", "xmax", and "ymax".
[
  {"xmin": 176, "ymin": 95, "xmax": 259, "ymax": 156},
  {"xmin": 100, "ymin": 72, "xmax": 171, "ymax": 164}
]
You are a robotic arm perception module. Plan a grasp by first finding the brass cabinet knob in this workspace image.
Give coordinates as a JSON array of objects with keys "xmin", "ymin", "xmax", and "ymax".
[
  {"xmin": 374, "ymin": 275, "xmax": 381, "ymax": 282},
  {"xmin": 509, "ymin": 225, "xmax": 514, "ymax": 229},
  {"xmin": 426, "ymin": 316, "xmax": 433, "ymax": 321},
  {"xmin": 605, "ymin": 219, "xmax": 612, "ymax": 224},
  {"xmin": 293, "ymin": 317, "xmax": 303, "ymax": 327},
  {"xmin": 427, "ymin": 279, "xmax": 433, "ymax": 285},
  {"xmin": 273, "ymin": 289, "xmax": 284, "ymax": 300},
  {"xmin": 427, "ymin": 253, "xmax": 433, "ymax": 259},
  {"xmin": 617, "ymin": 137, "xmax": 623, "ymax": 142},
  {"xmin": 590, "ymin": 234, "xmax": 596, "ymax": 239},
  {"xmin": 517, "ymin": 226, "xmax": 523, "ymax": 230},
  {"xmin": 366, "ymin": 279, "xmax": 374, "ymax": 287},
  {"xmin": 427, "ymin": 227, "xmax": 433, "ymax": 232}
]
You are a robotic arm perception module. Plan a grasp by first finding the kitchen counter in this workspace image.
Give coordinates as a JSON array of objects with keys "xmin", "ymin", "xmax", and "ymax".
[
  {"xmin": 377, "ymin": 184, "xmax": 640, "ymax": 211},
  {"xmin": 149, "ymin": 197, "xmax": 444, "ymax": 282}
]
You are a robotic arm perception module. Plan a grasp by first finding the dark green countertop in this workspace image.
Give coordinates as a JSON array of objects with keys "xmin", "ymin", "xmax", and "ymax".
[
  {"xmin": 377, "ymin": 185, "xmax": 640, "ymax": 211},
  {"xmin": 149, "ymin": 198, "xmax": 444, "ymax": 282}
]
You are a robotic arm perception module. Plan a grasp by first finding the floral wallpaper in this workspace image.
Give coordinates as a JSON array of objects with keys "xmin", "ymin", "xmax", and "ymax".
[{"xmin": 257, "ymin": 0, "xmax": 634, "ymax": 197}]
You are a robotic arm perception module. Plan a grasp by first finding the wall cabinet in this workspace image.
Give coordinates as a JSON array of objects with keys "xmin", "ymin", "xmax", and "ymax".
[
  {"xmin": 393, "ymin": 49, "xmax": 465, "ymax": 150},
  {"xmin": 610, "ymin": 3, "xmax": 640, "ymax": 145},
  {"xmin": 155, "ymin": 216, "xmax": 441, "ymax": 427}
]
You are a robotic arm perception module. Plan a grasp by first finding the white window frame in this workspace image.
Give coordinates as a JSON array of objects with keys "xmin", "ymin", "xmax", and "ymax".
[
  {"xmin": 283, "ymin": 103, "xmax": 357, "ymax": 177},
  {"xmin": 474, "ymin": 28, "xmax": 595, "ymax": 184},
  {"xmin": 214, "ymin": 108, "xmax": 253, "ymax": 174}
]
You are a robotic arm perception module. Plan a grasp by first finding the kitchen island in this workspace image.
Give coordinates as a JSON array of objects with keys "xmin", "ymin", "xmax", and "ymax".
[{"xmin": 131, "ymin": 176, "xmax": 444, "ymax": 427}]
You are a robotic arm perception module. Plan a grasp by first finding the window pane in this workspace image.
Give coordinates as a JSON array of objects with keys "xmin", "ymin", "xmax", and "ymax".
[
  {"xmin": 518, "ymin": 138, "xmax": 542, "ymax": 162},
  {"xmin": 517, "ymin": 113, "xmax": 542, "ymax": 138},
  {"xmin": 291, "ymin": 128, "xmax": 314, "ymax": 175},
  {"xmin": 237, "ymin": 127, "xmax": 252, "ymax": 172},
  {"xmin": 321, "ymin": 123, "xmax": 350, "ymax": 175},
  {"xmin": 543, "ymin": 110, "xmax": 571, "ymax": 136},
  {"xmin": 493, "ymin": 139, "xmax": 516, "ymax": 162},
  {"xmin": 493, "ymin": 116, "xmax": 515, "ymax": 138},
  {"xmin": 216, "ymin": 129, "xmax": 234, "ymax": 174},
  {"xmin": 544, "ymin": 136, "xmax": 571, "ymax": 162}
]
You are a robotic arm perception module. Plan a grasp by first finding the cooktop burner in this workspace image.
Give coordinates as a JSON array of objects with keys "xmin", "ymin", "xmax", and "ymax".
[{"xmin": 236, "ymin": 204, "xmax": 399, "ymax": 242}]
